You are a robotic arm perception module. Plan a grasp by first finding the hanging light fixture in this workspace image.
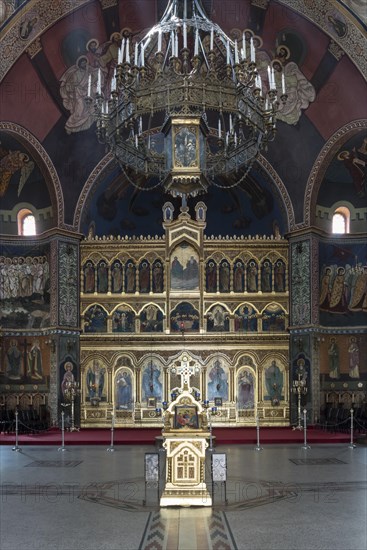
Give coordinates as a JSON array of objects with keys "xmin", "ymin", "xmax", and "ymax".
[{"xmin": 87, "ymin": 0, "xmax": 287, "ymax": 198}]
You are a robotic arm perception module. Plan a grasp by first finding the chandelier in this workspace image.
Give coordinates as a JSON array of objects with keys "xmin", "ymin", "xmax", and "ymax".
[{"xmin": 87, "ymin": 0, "xmax": 287, "ymax": 198}]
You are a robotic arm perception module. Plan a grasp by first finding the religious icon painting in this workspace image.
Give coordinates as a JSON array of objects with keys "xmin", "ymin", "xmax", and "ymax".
[
  {"xmin": 115, "ymin": 369, "xmax": 133, "ymax": 410},
  {"xmin": 208, "ymin": 360, "xmax": 228, "ymax": 401},
  {"xmin": 112, "ymin": 306, "xmax": 135, "ymax": 333},
  {"xmin": 170, "ymin": 243, "xmax": 199, "ymax": 291},
  {"xmin": 262, "ymin": 304, "xmax": 286, "ymax": 332},
  {"xmin": 170, "ymin": 302, "xmax": 199, "ymax": 332},
  {"xmin": 142, "ymin": 361, "xmax": 163, "ymax": 402},
  {"xmin": 84, "ymin": 304, "xmax": 108, "ymax": 332},
  {"xmin": 111, "ymin": 260, "xmax": 123, "ymax": 293},
  {"xmin": 174, "ymin": 405, "xmax": 199, "ymax": 429},
  {"xmin": 237, "ymin": 369, "xmax": 255, "ymax": 409},
  {"xmin": 139, "ymin": 305, "xmax": 163, "ymax": 332}
]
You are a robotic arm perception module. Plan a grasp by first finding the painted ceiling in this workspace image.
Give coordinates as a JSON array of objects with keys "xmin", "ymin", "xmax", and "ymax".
[{"xmin": 0, "ymin": 0, "xmax": 366, "ymax": 237}]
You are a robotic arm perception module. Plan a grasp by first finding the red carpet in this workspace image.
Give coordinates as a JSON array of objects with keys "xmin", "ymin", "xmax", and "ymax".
[{"xmin": 0, "ymin": 426, "xmax": 355, "ymax": 446}]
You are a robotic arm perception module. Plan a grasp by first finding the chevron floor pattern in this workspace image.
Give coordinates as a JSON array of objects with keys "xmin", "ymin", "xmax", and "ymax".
[{"xmin": 139, "ymin": 508, "xmax": 236, "ymax": 550}]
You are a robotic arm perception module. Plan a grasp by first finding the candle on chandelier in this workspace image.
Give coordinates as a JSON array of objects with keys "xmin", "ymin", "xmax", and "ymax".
[
  {"xmin": 210, "ymin": 27, "xmax": 214, "ymax": 51},
  {"xmin": 218, "ymin": 118, "xmax": 222, "ymax": 139},
  {"xmin": 250, "ymin": 37, "xmax": 255, "ymax": 62},
  {"xmin": 267, "ymin": 65, "xmax": 272, "ymax": 88},
  {"xmin": 111, "ymin": 75, "xmax": 116, "ymax": 93},
  {"xmin": 87, "ymin": 74, "xmax": 91, "ymax": 97},
  {"xmin": 183, "ymin": 22, "xmax": 187, "ymax": 48},
  {"xmin": 242, "ymin": 33, "xmax": 246, "ymax": 59},
  {"xmin": 158, "ymin": 29, "xmax": 162, "ymax": 52},
  {"xmin": 171, "ymin": 31, "xmax": 175, "ymax": 56},
  {"xmin": 282, "ymin": 72, "xmax": 286, "ymax": 94},
  {"xmin": 121, "ymin": 38, "xmax": 126, "ymax": 64},
  {"xmin": 194, "ymin": 29, "xmax": 199, "ymax": 56},
  {"xmin": 126, "ymin": 38, "xmax": 130, "ymax": 63},
  {"xmin": 226, "ymin": 39, "xmax": 230, "ymax": 64},
  {"xmin": 134, "ymin": 42, "xmax": 138, "ymax": 66},
  {"xmin": 97, "ymin": 69, "xmax": 101, "ymax": 94},
  {"xmin": 141, "ymin": 43, "xmax": 145, "ymax": 67},
  {"xmin": 234, "ymin": 39, "xmax": 239, "ymax": 64}
]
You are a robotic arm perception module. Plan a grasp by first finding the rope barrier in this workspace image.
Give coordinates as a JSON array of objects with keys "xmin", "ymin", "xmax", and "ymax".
[{"xmin": 2, "ymin": 416, "xmax": 52, "ymax": 435}]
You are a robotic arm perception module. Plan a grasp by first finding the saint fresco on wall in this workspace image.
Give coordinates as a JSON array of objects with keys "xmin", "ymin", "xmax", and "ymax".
[
  {"xmin": 319, "ymin": 334, "xmax": 366, "ymax": 383},
  {"xmin": 60, "ymin": 358, "xmax": 77, "ymax": 400},
  {"xmin": 0, "ymin": 336, "xmax": 50, "ymax": 391},
  {"xmin": 0, "ymin": 133, "xmax": 37, "ymax": 201},
  {"xmin": 170, "ymin": 243, "xmax": 199, "ymax": 291},
  {"xmin": 319, "ymin": 241, "xmax": 367, "ymax": 326},
  {"xmin": 0, "ymin": 249, "xmax": 50, "ymax": 329}
]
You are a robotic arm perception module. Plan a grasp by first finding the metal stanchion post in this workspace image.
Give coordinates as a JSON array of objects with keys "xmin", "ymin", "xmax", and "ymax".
[
  {"xmin": 302, "ymin": 408, "xmax": 311, "ymax": 449},
  {"xmin": 349, "ymin": 408, "xmax": 356, "ymax": 449},
  {"xmin": 58, "ymin": 411, "xmax": 67, "ymax": 452},
  {"xmin": 254, "ymin": 415, "xmax": 263, "ymax": 451},
  {"xmin": 107, "ymin": 412, "xmax": 115, "ymax": 452},
  {"xmin": 208, "ymin": 411, "xmax": 214, "ymax": 452},
  {"xmin": 12, "ymin": 410, "xmax": 22, "ymax": 452}
]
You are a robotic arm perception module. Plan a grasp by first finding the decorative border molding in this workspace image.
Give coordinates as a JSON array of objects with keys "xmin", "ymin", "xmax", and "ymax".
[
  {"xmin": 276, "ymin": 0, "xmax": 366, "ymax": 75},
  {"xmin": 258, "ymin": 155, "xmax": 295, "ymax": 232},
  {"xmin": 74, "ymin": 152, "xmax": 114, "ymax": 231}
]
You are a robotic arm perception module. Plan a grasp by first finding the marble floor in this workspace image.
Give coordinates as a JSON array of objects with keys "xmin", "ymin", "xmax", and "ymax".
[{"xmin": 0, "ymin": 442, "xmax": 366, "ymax": 550}]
